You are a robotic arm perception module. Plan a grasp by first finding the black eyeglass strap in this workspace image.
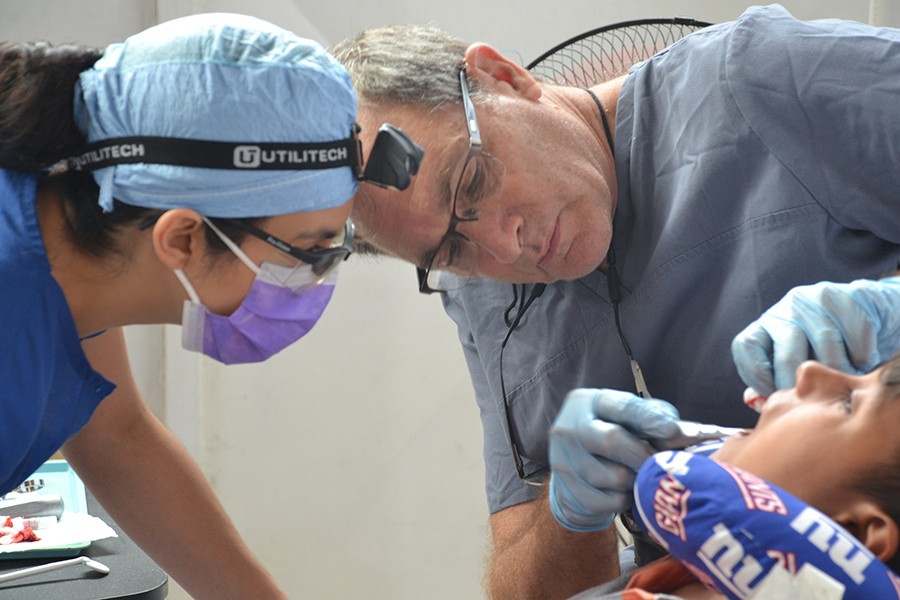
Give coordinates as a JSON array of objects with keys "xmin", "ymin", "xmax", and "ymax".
[
  {"xmin": 501, "ymin": 283, "xmax": 547, "ymax": 350},
  {"xmin": 503, "ymin": 284, "xmax": 523, "ymax": 327},
  {"xmin": 499, "ymin": 282, "xmax": 547, "ymax": 482}
]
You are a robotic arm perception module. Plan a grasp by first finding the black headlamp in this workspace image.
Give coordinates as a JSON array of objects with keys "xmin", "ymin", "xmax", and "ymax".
[
  {"xmin": 66, "ymin": 122, "xmax": 424, "ymax": 191},
  {"xmin": 359, "ymin": 123, "xmax": 425, "ymax": 191}
]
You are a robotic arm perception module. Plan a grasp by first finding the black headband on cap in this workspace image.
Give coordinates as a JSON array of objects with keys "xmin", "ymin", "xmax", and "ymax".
[{"xmin": 67, "ymin": 123, "xmax": 425, "ymax": 191}]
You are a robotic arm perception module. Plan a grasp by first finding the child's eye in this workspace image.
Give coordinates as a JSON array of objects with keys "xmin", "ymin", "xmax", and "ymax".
[{"xmin": 837, "ymin": 391, "xmax": 854, "ymax": 414}]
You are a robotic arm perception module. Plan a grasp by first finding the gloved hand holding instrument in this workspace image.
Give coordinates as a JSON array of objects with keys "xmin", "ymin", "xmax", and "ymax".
[
  {"xmin": 548, "ymin": 389, "xmax": 681, "ymax": 532},
  {"xmin": 548, "ymin": 389, "xmax": 744, "ymax": 532},
  {"xmin": 731, "ymin": 276, "xmax": 900, "ymax": 398}
]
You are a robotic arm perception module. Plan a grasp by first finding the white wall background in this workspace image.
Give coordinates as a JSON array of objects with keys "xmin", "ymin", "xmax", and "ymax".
[{"xmin": 2, "ymin": 1, "xmax": 895, "ymax": 598}]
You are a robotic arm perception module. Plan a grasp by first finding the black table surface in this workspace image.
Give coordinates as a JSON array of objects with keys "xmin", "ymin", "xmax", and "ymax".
[{"xmin": 0, "ymin": 489, "xmax": 168, "ymax": 599}]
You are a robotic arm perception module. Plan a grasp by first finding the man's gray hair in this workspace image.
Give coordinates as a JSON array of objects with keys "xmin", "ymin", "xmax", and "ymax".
[
  {"xmin": 331, "ymin": 24, "xmax": 485, "ymax": 109},
  {"xmin": 333, "ymin": 25, "xmax": 488, "ymax": 257}
]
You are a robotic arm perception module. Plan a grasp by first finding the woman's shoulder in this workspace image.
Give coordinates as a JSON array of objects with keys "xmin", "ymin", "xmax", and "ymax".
[{"xmin": 0, "ymin": 168, "xmax": 46, "ymax": 265}]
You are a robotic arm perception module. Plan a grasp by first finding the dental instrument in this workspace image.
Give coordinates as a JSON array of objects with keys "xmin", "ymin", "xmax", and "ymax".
[{"xmin": 0, "ymin": 555, "xmax": 110, "ymax": 583}]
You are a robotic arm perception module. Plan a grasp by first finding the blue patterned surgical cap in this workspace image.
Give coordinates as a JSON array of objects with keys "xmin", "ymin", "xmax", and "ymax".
[{"xmin": 73, "ymin": 13, "xmax": 358, "ymax": 217}]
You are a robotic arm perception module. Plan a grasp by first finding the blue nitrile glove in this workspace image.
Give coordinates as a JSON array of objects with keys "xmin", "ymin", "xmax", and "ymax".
[
  {"xmin": 732, "ymin": 276, "xmax": 900, "ymax": 397},
  {"xmin": 549, "ymin": 388, "xmax": 680, "ymax": 532}
]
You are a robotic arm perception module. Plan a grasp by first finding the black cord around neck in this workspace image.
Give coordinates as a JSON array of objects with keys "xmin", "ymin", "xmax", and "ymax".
[
  {"xmin": 585, "ymin": 88, "xmax": 614, "ymax": 154},
  {"xmin": 585, "ymin": 88, "xmax": 650, "ymax": 399}
]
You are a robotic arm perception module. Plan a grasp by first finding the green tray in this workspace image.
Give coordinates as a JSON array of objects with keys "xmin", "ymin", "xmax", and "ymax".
[{"xmin": 0, "ymin": 460, "xmax": 91, "ymax": 559}]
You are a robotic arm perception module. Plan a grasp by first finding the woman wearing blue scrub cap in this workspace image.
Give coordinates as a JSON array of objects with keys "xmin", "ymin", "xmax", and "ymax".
[{"xmin": 0, "ymin": 13, "xmax": 419, "ymax": 599}]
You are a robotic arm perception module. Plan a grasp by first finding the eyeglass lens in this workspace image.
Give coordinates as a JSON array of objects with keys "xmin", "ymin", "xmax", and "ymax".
[{"xmin": 423, "ymin": 135, "xmax": 506, "ymax": 290}]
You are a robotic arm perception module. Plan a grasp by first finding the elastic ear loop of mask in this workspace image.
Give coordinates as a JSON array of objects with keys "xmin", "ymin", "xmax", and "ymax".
[
  {"xmin": 202, "ymin": 217, "xmax": 260, "ymax": 274},
  {"xmin": 173, "ymin": 217, "xmax": 261, "ymax": 304},
  {"xmin": 173, "ymin": 269, "xmax": 201, "ymax": 304}
]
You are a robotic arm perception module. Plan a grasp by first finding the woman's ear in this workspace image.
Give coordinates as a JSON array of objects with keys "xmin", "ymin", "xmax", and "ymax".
[
  {"xmin": 464, "ymin": 43, "xmax": 542, "ymax": 101},
  {"xmin": 150, "ymin": 209, "xmax": 206, "ymax": 270},
  {"xmin": 835, "ymin": 501, "xmax": 899, "ymax": 564}
]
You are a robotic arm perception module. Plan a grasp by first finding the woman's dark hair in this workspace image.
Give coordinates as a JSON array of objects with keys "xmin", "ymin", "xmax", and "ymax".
[
  {"xmin": 0, "ymin": 41, "xmax": 100, "ymax": 170},
  {"xmin": 0, "ymin": 40, "xmax": 256, "ymax": 257}
]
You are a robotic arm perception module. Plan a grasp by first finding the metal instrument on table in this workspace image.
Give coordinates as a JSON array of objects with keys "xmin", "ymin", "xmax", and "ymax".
[
  {"xmin": 0, "ymin": 555, "xmax": 109, "ymax": 583},
  {"xmin": 0, "ymin": 493, "xmax": 65, "ymax": 520}
]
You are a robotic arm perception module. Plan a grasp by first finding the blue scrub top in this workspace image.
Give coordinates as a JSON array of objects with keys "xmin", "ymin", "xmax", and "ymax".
[{"xmin": 0, "ymin": 169, "xmax": 115, "ymax": 493}]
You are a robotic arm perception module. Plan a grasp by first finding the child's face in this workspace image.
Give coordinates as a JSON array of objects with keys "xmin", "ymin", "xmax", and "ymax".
[{"xmin": 714, "ymin": 358, "xmax": 900, "ymax": 517}]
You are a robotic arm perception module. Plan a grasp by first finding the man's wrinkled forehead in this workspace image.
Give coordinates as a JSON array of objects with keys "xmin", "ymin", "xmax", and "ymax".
[
  {"xmin": 352, "ymin": 170, "xmax": 445, "ymax": 266},
  {"xmin": 353, "ymin": 120, "xmax": 464, "ymax": 267}
]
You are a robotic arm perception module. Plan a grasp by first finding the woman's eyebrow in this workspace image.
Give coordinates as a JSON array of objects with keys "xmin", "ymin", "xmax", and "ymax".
[{"xmin": 289, "ymin": 228, "xmax": 341, "ymax": 242}]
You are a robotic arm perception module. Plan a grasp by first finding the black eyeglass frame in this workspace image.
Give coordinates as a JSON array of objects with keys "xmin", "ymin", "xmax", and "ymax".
[
  {"xmin": 416, "ymin": 68, "xmax": 485, "ymax": 295},
  {"xmin": 138, "ymin": 212, "xmax": 354, "ymax": 277},
  {"xmin": 209, "ymin": 217, "xmax": 355, "ymax": 277}
]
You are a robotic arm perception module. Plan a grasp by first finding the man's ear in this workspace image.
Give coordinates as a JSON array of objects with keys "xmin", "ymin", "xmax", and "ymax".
[
  {"xmin": 150, "ymin": 209, "xmax": 207, "ymax": 270},
  {"xmin": 835, "ymin": 501, "xmax": 899, "ymax": 564},
  {"xmin": 464, "ymin": 43, "xmax": 542, "ymax": 101}
]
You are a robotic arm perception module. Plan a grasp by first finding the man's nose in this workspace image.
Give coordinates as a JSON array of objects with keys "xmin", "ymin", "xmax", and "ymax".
[{"xmin": 460, "ymin": 211, "xmax": 523, "ymax": 264}]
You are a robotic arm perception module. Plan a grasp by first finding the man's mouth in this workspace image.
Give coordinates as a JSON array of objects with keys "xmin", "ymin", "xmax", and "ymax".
[{"xmin": 537, "ymin": 217, "xmax": 561, "ymax": 268}]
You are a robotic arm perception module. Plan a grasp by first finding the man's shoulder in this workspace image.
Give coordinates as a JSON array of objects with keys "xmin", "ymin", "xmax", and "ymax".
[{"xmin": 726, "ymin": 4, "xmax": 895, "ymax": 78}]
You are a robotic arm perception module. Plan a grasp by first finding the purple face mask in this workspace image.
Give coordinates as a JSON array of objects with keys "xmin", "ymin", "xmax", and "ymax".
[{"xmin": 174, "ymin": 221, "xmax": 339, "ymax": 365}]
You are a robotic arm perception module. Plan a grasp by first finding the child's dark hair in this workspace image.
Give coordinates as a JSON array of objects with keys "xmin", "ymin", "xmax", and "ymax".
[
  {"xmin": 848, "ymin": 439, "xmax": 900, "ymax": 573},
  {"xmin": 0, "ymin": 40, "xmax": 256, "ymax": 257},
  {"xmin": 848, "ymin": 354, "xmax": 900, "ymax": 573}
]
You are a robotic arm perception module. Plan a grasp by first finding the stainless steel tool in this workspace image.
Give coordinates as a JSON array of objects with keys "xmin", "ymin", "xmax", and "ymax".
[
  {"xmin": 0, "ymin": 555, "xmax": 109, "ymax": 583},
  {"xmin": 649, "ymin": 420, "xmax": 746, "ymax": 450},
  {"xmin": 0, "ymin": 493, "xmax": 65, "ymax": 520}
]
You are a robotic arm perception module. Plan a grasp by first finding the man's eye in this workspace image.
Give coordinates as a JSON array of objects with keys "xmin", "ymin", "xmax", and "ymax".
[
  {"xmin": 456, "ymin": 158, "xmax": 490, "ymax": 214},
  {"xmin": 446, "ymin": 238, "xmax": 461, "ymax": 265},
  {"xmin": 464, "ymin": 164, "xmax": 487, "ymax": 202},
  {"xmin": 460, "ymin": 205, "xmax": 480, "ymax": 219}
]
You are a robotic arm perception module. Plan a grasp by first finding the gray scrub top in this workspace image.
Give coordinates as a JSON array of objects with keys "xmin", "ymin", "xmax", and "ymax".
[{"xmin": 442, "ymin": 5, "xmax": 900, "ymax": 513}]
